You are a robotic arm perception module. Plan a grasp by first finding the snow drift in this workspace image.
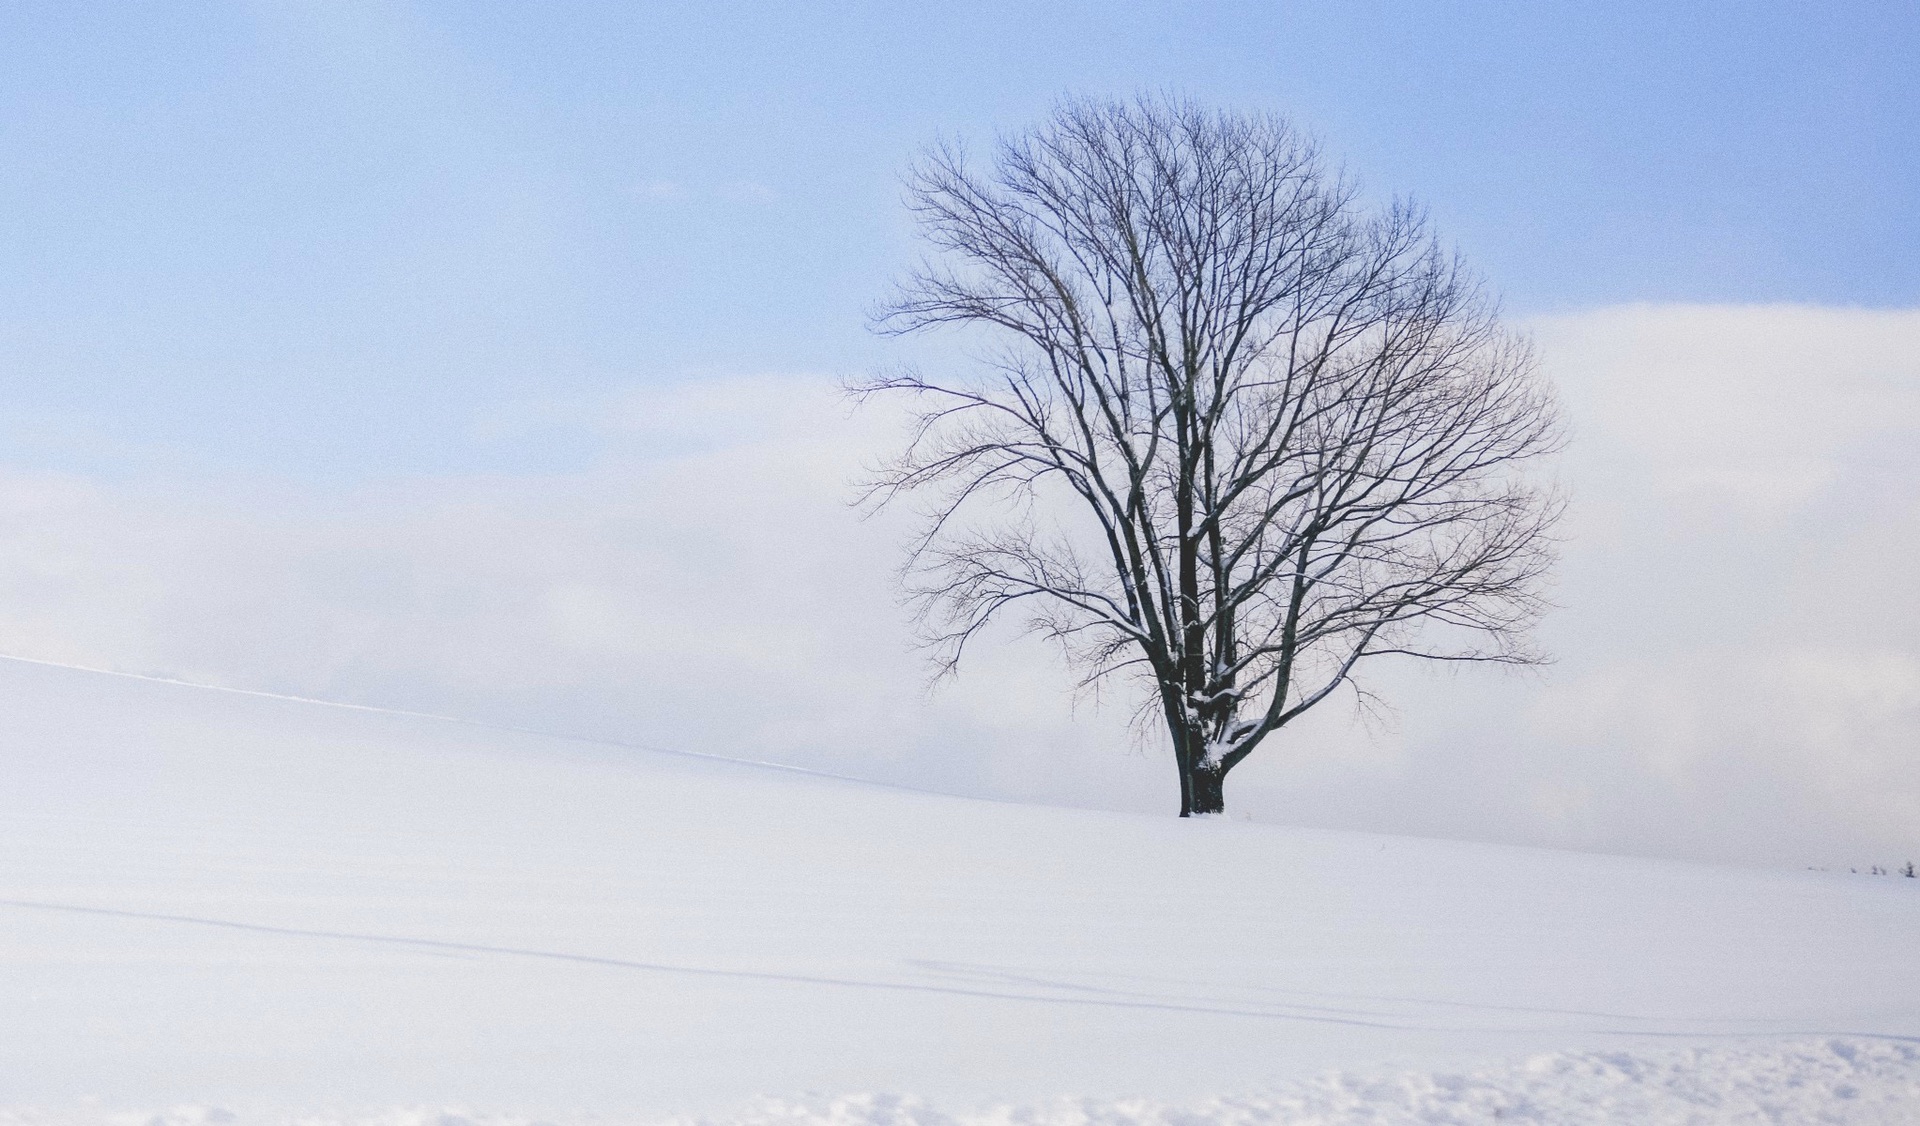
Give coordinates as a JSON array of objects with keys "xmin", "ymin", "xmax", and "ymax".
[{"xmin": 1, "ymin": 655, "xmax": 1916, "ymax": 1122}]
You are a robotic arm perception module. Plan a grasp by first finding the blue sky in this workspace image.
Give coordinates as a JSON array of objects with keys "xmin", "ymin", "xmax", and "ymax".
[
  {"xmin": 1, "ymin": 1, "xmax": 1914, "ymax": 481},
  {"xmin": 3, "ymin": 4, "xmax": 1920, "ymax": 863}
]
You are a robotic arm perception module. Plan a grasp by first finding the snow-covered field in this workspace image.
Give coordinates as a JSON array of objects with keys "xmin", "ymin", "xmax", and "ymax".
[{"xmin": 3, "ymin": 655, "xmax": 1917, "ymax": 1123}]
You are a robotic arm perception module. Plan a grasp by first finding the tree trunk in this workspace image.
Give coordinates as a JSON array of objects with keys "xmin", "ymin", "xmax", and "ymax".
[{"xmin": 1182, "ymin": 759, "xmax": 1227, "ymax": 817}]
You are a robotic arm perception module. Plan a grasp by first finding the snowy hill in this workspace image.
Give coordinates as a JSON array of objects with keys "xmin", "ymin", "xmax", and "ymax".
[{"xmin": 2, "ymin": 655, "xmax": 1917, "ymax": 1123}]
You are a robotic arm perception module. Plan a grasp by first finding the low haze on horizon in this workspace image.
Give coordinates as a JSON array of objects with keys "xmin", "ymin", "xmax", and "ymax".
[{"xmin": 2, "ymin": 2, "xmax": 1917, "ymax": 869}]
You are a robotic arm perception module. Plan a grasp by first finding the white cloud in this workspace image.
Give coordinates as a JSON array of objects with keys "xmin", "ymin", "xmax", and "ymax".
[
  {"xmin": 1222, "ymin": 305, "xmax": 1920, "ymax": 866},
  {"xmin": 0, "ymin": 377, "xmax": 1154, "ymax": 809},
  {"xmin": 3, "ymin": 305, "xmax": 1919, "ymax": 867},
  {"xmin": 1535, "ymin": 304, "xmax": 1920, "ymax": 519}
]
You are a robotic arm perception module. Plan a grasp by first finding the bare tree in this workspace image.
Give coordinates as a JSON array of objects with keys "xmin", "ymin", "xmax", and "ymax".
[{"xmin": 858, "ymin": 97, "xmax": 1561, "ymax": 817}]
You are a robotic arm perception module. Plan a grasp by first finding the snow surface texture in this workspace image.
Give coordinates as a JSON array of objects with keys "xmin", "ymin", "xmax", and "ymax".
[
  {"xmin": 4, "ymin": 1040, "xmax": 1917, "ymax": 1125},
  {"xmin": 2, "ymin": 656, "xmax": 1917, "ymax": 1122}
]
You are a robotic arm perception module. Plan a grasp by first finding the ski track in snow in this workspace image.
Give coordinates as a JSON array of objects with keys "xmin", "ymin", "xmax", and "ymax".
[{"xmin": 4, "ymin": 1039, "xmax": 1917, "ymax": 1126}]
